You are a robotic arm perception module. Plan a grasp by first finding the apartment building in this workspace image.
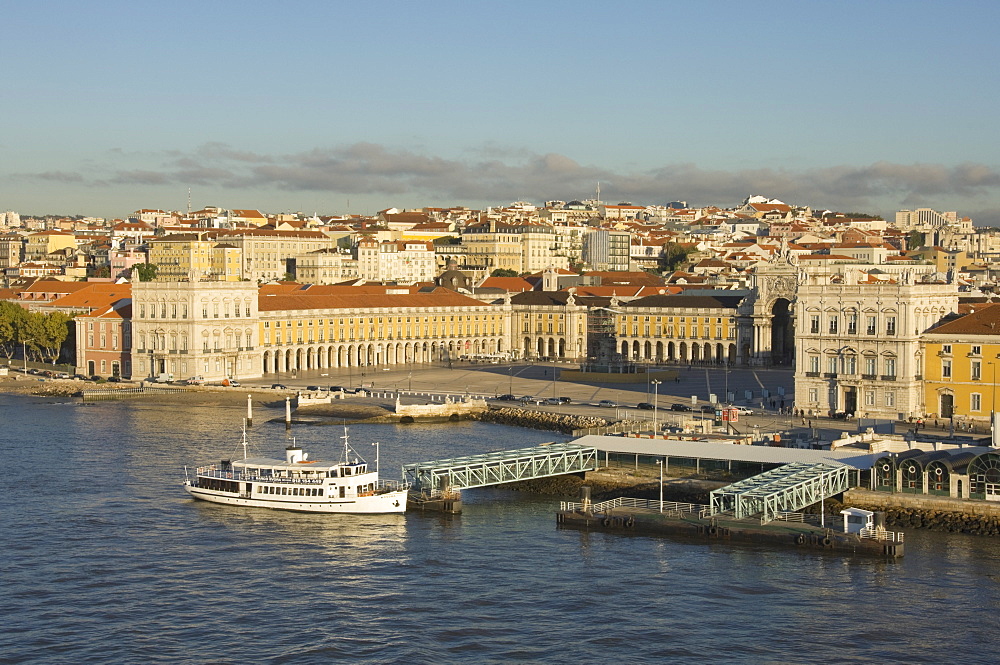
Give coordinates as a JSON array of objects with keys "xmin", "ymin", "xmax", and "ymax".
[
  {"xmin": 921, "ymin": 304, "xmax": 1000, "ymax": 423},
  {"xmin": 355, "ymin": 240, "xmax": 436, "ymax": 283}
]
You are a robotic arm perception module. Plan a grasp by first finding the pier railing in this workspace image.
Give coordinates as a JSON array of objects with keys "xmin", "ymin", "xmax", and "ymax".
[
  {"xmin": 560, "ymin": 496, "xmax": 707, "ymax": 516},
  {"xmin": 859, "ymin": 526, "xmax": 905, "ymax": 543}
]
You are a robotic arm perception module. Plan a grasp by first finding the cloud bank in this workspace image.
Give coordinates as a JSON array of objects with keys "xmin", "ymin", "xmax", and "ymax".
[{"xmin": 14, "ymin": 143, "xmax": 1000, "ymax": 222}]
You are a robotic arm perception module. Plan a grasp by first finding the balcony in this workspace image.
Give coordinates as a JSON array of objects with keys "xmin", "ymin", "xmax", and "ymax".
[
  {"xmin": 880, "ymin": 375, "xmax": 896, "ymax": 381},
  {"xmin": 823, "ymin": 372, "xmax": 838, "ymax": 379},
  {"xmin": 805, "ymin": 372, "xmax": 820, "ymax": 378},
  {"xmin": 862, "ymin": 374, "xmax": 877, "ymax": 380}
]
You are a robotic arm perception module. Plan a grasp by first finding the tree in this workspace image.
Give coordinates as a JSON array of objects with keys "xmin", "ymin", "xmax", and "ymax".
[
  {"xmin": 660, "ymin": 242, "xmax": 692, "ymax": 272},
  {"xmin": 907, "ymin": 231, "xmax": 925, "ymax": 249},
  {"xmin": 132, "ymin": 263, "xmax": 158, "ymax": 281},
  {"xmin": 0, "ymin": 301, "xmax": 24, "ymax": 359},
  {"xmin": 490, "ymin": 269, "xmax": 519, "ymax": 277},
  {"xmin": 40, "ymin": 311, "xmax": 72, "ymax": 364}
]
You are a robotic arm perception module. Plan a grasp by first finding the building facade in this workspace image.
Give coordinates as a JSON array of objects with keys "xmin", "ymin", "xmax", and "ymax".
[
  {"xmin": 794, "ymin": 264, "xmax": 958, "ymax": 420},
  {"xmin": 130, "ymin": 280, "xmax": 260, "ymax": 382}
]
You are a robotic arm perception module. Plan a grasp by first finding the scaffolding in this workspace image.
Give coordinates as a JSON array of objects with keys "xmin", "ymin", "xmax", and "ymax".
[
  {"xmin": 402, "ymin": 443, "xmax": 598, "ymax": 492},
  {"xmin": 709, "ymin": 462, "xmax": 853, "ymax": 523}
]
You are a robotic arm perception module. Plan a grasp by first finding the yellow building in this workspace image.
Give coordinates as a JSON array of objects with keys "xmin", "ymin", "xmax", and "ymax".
[
  {"xmin": 148, "ymin": 233, "xmax": 246, "ymax": 282},
  {"xmin": 25, "ymin": 230, "xmax": 76, "ymax": 262},
  {"xmin": 256, "ymin": 284, "xmax": 509, "ymax": 374},
  {"xmin": 921, "ymin": 304, "xmax": 1000, "ymax": 423},
  {"xmin": 148, "ymin": 233, "xmax": 218, "ymax": 281}
]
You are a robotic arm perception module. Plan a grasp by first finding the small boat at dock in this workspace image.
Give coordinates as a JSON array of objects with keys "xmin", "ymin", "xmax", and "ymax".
[{"xmin": 183, "ymin": 427, "xmax": 409, "ymax": 513}]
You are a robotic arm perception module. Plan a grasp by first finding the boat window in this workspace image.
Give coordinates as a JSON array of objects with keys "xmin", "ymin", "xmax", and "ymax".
[
  {"xmin": 339, "ymin": 487, "xmax": 346, "ymax": 498},
  {"xmin": 318, "ymin": 488, "xmax": 324, "ymax": 496},
  {"xmin": 344, "ymin": 468, "xmax": 352, "ymax": 476}
]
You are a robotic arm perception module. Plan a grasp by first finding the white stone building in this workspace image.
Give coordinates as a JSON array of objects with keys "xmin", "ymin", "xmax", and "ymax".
[
  {"xmin": 793, "ymin": 264, "xmax": 958, "ymax": 420},
  {"xmin": 130, "ymin": 280, "xmax": 261, "ymax": 382}
]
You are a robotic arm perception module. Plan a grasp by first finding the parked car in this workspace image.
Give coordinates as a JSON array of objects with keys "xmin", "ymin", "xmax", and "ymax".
[
  {"xmin": 545, "ymin": 397, "xmax": 562, "ymax": 405},
  {"xmin": 636, "ymin": 402, "xmax": 654, "ymax": 410},
  {"xmin": 271, "ymin": 383, "xmax": 287, "ymax": 390},
  {"xmin": 306, "ymin": 385, "xmax": 322, "ymax": 391},
  {"xmin": 55, "ymin": 372, "xmax": 70, "ymax": 379},
  {"xmin": 520, "ymin": 395, "xmax": 543, "ymax": 404},
  {"xmin": 106, "ymin": 376, "xmax": 122, "ymax": 383},
  {"xmin": 724, "ymin": 405, "xmax": 754, "ymax": 415},
  {"xmin": 558, "ymin": 396, "xmax": 571, "ymax": 404},
  {"xmin": 699, "ymin": 404, "xmax": 716, "ymax": 413},
  {"xmin": 222, "ymin": 378, "xmax": 240, "ymax": 387},
  {"xmin": 598, "ymin": 399, "xmax": 618, "ymax": 408},
  {"xmin": 670, "ymin": 403, "xmax": 692, "ymax": 412},
  {"xmin": 496, "ymin": 394, "xmax": 517, "ymax": 401},
  {"xmin": 328, "ymin": 386, "xmax": 344, "ymax": 392},
  {"xmin": 185, "ymin": 375, "xmax": 205, "ymax": 385}
]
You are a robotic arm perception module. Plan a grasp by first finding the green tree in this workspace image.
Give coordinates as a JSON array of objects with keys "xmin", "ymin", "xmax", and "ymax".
[
  {"xmin": 40, "ymin": 311, "xmax": 72, "ymax": 364},
  {"xmin": 490, "ymin": 268, "xmax": 519, "ymax": 277},
  {"xmin": 660, "ymin": 242, "xmax": 692, "ymax": 272},
  {"xmin": 907, "ymin": 231, "xmax": 925, "ymax": 249},
  {"xmin": 132, "ymin": 263, "xmax": 158, "ymax": 281},
  {"xmin": 0, "ymin": 301, "xmax": 25, "ymax": 359}
]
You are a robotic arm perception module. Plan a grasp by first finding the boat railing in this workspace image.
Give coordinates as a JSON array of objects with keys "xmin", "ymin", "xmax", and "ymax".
[
  {"xmin": 357, "ymin": 480, "xmax": 412, "ymax": 497},
  {"xmin": 194, "ymin": 467, "xmax": 324, "ymax": 484}
]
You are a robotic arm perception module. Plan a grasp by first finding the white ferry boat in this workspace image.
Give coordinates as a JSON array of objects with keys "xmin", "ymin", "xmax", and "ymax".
[{"xmin": 183, "ymin": 428, "xmax": 409, "ymax": 513}]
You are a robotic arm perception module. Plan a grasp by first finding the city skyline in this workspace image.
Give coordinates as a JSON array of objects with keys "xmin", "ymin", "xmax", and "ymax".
[{"xmin": 5, "ymin": 1, "xmax": 1000, "ymax": 222}]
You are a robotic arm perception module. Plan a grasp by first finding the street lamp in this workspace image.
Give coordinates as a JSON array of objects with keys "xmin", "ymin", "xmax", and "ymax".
[
  {"xmin": 509, "ymin": 365, "xmax": 513, "ymax": 395},
  {"xmin": 22, "ymin": 339, "xmax": 32, "ymax": 374},
  {"xmin": 656, "ymin": 458, "xmax": 664, "ymax": 512},
  {"xmin": 372, "ymin": 441, "xmax": 379, "ymax": 474},
  {"xmin": 651, "ymin": 379, "xmax": 662, "ymax": 433}
]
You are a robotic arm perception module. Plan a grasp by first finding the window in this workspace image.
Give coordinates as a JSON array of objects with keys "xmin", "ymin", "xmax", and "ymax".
[
  {"xmin": 942, "ymin": 359, "xmax": 952, "ymax": 378},
  {"xmin": 847, "ymin": 314, "xmax": 857, "ymax": 335},
  {"xmin": 972, "ymin": 345, "xmax": 982, "ymax": 355},
  {"xmin": 828, "ymin": 315, "xmax": 838, "ymax": 334},
  {"xmin": 808, "ymin": 388, "xmax": 818, "ymax": 403},
  {"xmin": 865, "ymin": 390, "xmax": 875, "ymax": 406},
  {"xmin": 843, "ymin": 356, "xmax": 856, "ymax": 375},
  {"xmin": 972, "ymin": 361, "xmax": 982, "ymax": 380},
  {"xmin": 885, "ymin": 391, "xmax": 895, "ymax": 407},
  {"xmin": 866, "ymin": 316, "xmax": 876, "ymax": 335},
  {"xmin": 865, "ymin": 357, "xmax": 877, "ymax": 376},
  {"xmin": 942, "ymin": 344, "xmax": 952, "ymax": 354},
  {"xmin": 972, "ymin": 393, "xmax": 982, "ymax": 412},
  {"xmin": 884, "ymin": 358, "xmax": 896, "ymax": 377},
  {"xmin": 827, "ymin": 357, "xmax": 837, "ymax": 375},
  {"xmin": 810, "ymin": 315, "xmax": 820, "ymax": 334},
  {"xmin": 809, "ymin": 356, "xmax": 820, "ymax": 373},
  {"xmin": 886, "ymin": 316, "xmax": 896, "ymax": 335}
]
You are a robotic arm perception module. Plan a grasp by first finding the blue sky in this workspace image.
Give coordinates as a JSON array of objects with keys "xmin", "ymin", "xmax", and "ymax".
[{"xmin": 4, "ymin": 1, "xmax": 1000, "ymax": 222}]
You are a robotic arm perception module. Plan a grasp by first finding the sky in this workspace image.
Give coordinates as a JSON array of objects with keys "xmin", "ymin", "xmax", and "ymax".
[{"xmin": 4, "ymin": 1, "xmax": 1000, "ymax": 223}]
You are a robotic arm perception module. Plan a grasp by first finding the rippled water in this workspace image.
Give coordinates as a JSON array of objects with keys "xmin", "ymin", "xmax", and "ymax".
[{"xmin": 2, "ymin": 393, "xmax": 999, "ymax": 664}]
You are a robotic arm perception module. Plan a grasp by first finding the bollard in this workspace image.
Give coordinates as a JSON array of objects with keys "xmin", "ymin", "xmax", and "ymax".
[
  {"xmin": 246, "ymin": 394, "xmax": 253, "ymax": 428},
  {"xmin": 285, "ymin": 396, "xmax": 291, "ymax": 429}
]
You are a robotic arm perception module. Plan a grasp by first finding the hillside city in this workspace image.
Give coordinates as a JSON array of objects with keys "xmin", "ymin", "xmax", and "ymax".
[{"xmin": 0, "ymin": 195, "xmax": 997, "ymax": 427}]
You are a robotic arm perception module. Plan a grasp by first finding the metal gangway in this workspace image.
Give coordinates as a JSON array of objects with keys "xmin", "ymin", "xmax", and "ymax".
[
  {"xmin": 709, "ymin": 462, "xmax": 854, "ymax": 524},
  {"xmin": 402, "ymin": 443, "xmax": 599, "ymax": 493}
]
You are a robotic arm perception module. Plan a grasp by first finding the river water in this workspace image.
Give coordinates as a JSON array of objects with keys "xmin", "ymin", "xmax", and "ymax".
[{"xmin": 1, "ymin": 393, "xmax": 999, "ymax": 664}]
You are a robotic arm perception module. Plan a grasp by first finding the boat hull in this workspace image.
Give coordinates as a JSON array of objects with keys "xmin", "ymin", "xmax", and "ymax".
[{"xmin": 183, "ymin": 482, "xmax": 407, "ymax": 514}]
